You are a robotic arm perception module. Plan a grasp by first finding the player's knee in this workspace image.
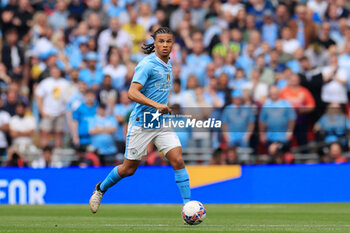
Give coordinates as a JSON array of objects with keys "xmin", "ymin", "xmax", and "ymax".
[{"xmin": 171, "ymin": 157, "xmax": 185, "ymax": 170}]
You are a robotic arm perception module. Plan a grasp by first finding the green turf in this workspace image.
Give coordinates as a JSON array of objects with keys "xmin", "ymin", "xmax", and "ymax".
[{"xmin": 1, "ymin": 203, "xmax": 350, "ymax": 233}]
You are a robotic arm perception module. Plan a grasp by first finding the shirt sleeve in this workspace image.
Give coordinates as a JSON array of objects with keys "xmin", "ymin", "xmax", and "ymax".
[
  {"xmin": 35, "ymin": 81, "xmax": 45, "ymax": 97},
  {"xmin": 132, "ymin": 62, "xmax": 151, "ymax": 86},
  {"xmin": 303, "ymin": 88, "xmax": 316, "ymax": 108},
  {"xmin": 72, "ymin": 106, "xmax": 80, "ymax": 121}
]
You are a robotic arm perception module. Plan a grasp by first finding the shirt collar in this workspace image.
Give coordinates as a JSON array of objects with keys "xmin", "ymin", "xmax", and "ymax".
[{"xmin": 154, "ymin": 53, "xmax": 169, "ymax": 68}]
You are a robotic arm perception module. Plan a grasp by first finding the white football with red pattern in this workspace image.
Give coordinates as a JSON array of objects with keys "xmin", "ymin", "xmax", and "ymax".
[{"xmin": 182, "ymin": 201, "xmax": 206, "ymax": 225}]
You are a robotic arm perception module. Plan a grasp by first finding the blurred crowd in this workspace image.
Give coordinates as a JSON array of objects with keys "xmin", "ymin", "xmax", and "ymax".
[{"xmin": 0, "ymin": 0, "xmax": 350, "ymax": 168}]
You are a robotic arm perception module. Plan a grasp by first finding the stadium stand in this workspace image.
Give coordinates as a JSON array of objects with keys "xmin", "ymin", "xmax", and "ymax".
[{"xmin": 0, "ymin": 0, "xmax": 350, "ymax": 167}]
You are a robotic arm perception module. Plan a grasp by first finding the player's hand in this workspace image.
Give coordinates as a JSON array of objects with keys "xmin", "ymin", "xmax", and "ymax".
[{"xmin": 156, "ymin": 104, "xmax": 172, "ymax": 115}]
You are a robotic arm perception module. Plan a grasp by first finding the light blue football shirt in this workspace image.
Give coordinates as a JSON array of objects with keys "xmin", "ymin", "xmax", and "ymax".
[
  {"xmin": 129, "ymin": 53, "xmax": 173, "ymax": 126},
  {"xmin": 259, "ymin": 99, "xmax": 297, "ymax": 143}
]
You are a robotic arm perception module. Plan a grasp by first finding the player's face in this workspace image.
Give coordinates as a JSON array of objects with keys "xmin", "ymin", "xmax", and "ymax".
[{"xmin": 154, "ymin": 34, "xmax": 174, "ymax": 57}]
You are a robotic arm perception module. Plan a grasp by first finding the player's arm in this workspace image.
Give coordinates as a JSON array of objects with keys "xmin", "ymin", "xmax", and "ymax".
[{"xmin": 128, "ymin": 82, "xmax": 171, "ymax": 114}]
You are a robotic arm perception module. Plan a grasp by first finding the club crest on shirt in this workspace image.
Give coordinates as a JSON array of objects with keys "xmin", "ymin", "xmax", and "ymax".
[{"xmin": 167, "ymin": 73, "xmax": 170, "ymax": 82}]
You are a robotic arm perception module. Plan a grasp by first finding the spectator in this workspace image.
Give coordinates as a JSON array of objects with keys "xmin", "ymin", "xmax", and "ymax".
[
  {"xmin": 169, "ymin": 79, "xmax": 185, "ymax": 107},
  {"xmin": 261, "ymin": 10, "xmax": 278, "ymax": 48},
  {"xmin": 299, "ymin": 56, "xmax": 326, "ymax": 121},
  {"xmin": 35, "ymin": 65, "xmax": 69, "ymax": 148},
  {"xmin": 89, "ymin": 103, "xmax": 117, "ymax": 165},
  {"xmin": 185, "ymin": 32, "xmax": 212, "ymax": 83},
  {"xmin": 9, "ymin": 102, "xmax": 36, "ymax": 153},
  {"xmin": 0, "ymin": 98, "xmax": 10, "ymax": 157},
  {"xmin": 204, "ymin": 78, "xmax": 224, "ymax": 109},
  {"xmin": 122, "ymin": 10, "xmax": 146, "ymax": 54},
  {"xmin": 280, "ymin": 73, "xmax": 315, "ymax": 146},
  {"xmin": 230, "ymin": 68, "xmax": 247, "ymax": 91},
  {"xmin": 212, "ymin": 30, "xmax": 240, "ymax": 58},
  {"xmin": 314, "ymin": 103, "xmax": 349, "ymax": 146},
  {"xmin": 97, "ymin": 17, "xmax": 132, "ymax": 65},
  {"xmin": 3, "ymin": 86, "xmax": 29, "ymax": 116},
  {"xmin": 247, "ymin": 0, "xmax": 274, "ymax": 29},
  {"xmin": 338, "ymin": 41, "xmax": 350, "ymax": 92},
  {"xmin": 66, "ymin": 80, "xmax": 88, "ymax": 138},
  {"xmin": 221, "ymin": 0, "xmax": 244, "ymax": 18},
  {"xmin": 113, "ymin": 90, "xmax": 133, "ymax": 155},
  {"xmin": 255, "ymin": 54, "xmax": 275, "ymax": 85},
  {"xmin": 83, "ymin": 0, "xmax": 109, "ymax": 27},
  {"xmin": 48, "ymin": 0, "xmax": 69, "ymax": 31},
  {"xmin": 31, "ymin": 146, "xmax": 63, "ymax": 168},
  {"xmin": 275, "ymin": 4, "xmax": 290, "ymax": 35},
  {"xmin": 72, "ymin": 89, "xmax": 98, "ymax": 147},
  {"xmin": 307, "ymin": 0, "xmax": 328, "ymax": 20},
  {"xmin": 137, "ymin": 2, "xmax": 158, "ymax": 32},
  {"xmin": 242, "ymin": 69, "xmax": 268, "ymax": 105},
  {"xmin": 97, "ymin": 74, "xmax": 117, "ymax": 114},
  {"xmin": 312, "ymin": 22, "xmax": 336, "ymax": 50},
  {"xmin": 169, "ymin": 0, "xmax": 191, "ymax": 31},
  {"xmin": 321, "ymin": 54, "xmax": 348, "ymax": 104},
  {"xmin": 11, "ymin": 0, "xmax": 33, "ymax": 39},
  {"xmin": 222, "ymin": 90, "xmax": 255, "ymax": 148},
  {"xmin": 259, "ymin": 86, "xmax": 296, "ymax": 150},
  {"xmin": 103, "ymin": 52, "xmax": 127, "ymax": 90},
  {"xmin": 1, "ymin": 28, "xmax": 24, "ymax": 79},
  {"xmin": 225, "ymin": 147, "xmax": 239, "ymax": 165},
  {"xmin": 281, "ymin": 26, "xmax": 301, "ymax": 55},
  {"xmin": 71, "ymin": 145, "xmax": 101, "ymax": 167},
  {"xmin": 104, "ymin": 0, "xmax": 125, "ymax": 18},
  {"xmin": 3, "ymin": 148, "xmax": 27, "ymax": 167},
  {"xmin": 37, "ymin": 49, "xmax": 59, "ymax": 82},
  {"xmin": 79, "ymin": 52, "xmax": 104, "ymax": 90},
  {"xmin": 210, "ymin": 148, "xmax": 225, "ymax": 165},
  {"xmin": 289, "ymin": 4, "xmax": 318, "ymax": 48},
  {"xmin": 236, "ymin": 43, "xmax": 255, "ymax": 76},
  {"xmin": 322, "ymin": 142, "xmax": 348, "ymax": 164}
]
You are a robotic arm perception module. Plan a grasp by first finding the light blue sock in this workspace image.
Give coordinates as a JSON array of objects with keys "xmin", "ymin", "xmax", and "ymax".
[
  {"xmin": 174, "ymin": 168, "xmax": 191, "ymax": 204},
  {"xmin": 100, "ymin": 166, "xmax": 122, "ymax": 192}
]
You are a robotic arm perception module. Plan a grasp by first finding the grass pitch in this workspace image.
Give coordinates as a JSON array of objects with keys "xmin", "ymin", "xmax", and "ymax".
[{"xmin": 1, "ymin": 203, "xmax": 350, "ymax": 233}]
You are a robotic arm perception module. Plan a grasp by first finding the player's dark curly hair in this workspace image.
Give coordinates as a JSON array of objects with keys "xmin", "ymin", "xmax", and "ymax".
[{"xmin": 142, "ymin": 27, "xmax": 174, "ymax": 54}]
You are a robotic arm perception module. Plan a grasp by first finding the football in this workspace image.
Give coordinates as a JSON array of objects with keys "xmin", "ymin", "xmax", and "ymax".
[{"xmin": 181, "ymin": 201, "xmax": 206, "ymax": 225}]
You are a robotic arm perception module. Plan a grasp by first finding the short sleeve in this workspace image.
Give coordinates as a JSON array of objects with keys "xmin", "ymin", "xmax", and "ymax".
[
  {"xmin": 72, "ymin": 106, "xmax": 80, "ymax": 121},
  {"xmin": 1, "ymin": 112, "xmax": 10, "ymax": 125},
  {"xmin": 132, "ymin": 62, "xmax": 151, "ymax": 86}
]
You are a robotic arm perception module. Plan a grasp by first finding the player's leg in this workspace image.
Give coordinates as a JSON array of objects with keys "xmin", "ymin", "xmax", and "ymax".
[
  {"xmin": 166, "ymin": 147, "xmax": 191, "ymax": 204},
  {"xmin": 153, "ymin": 130, "xmax": 191, "ymax": 204},
  {"xmin": 89, "ymin": 159, "xmax": 141, "ymax": 214},
  {"xmin": 89, "ymin": 125, "xmax": 149, "ymax": 213},
  {"xmin": 100, "ymin": 158, "xmax": 141, "ymax": 192}
]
